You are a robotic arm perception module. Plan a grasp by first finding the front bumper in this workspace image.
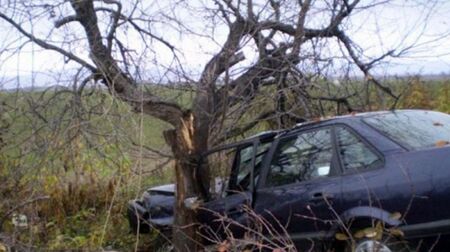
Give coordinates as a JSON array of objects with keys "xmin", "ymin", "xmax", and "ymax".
[
  {"xmin": 127, "ymin": 199, "xmax": 150, "ymax": 233},
  {"xmin": 127, "ymin": 199, "xmax": 174, "ymax": 234}
]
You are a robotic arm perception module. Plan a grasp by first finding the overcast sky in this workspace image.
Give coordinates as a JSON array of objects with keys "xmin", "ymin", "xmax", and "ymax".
[{"xmin": 0, "ymin": 0, "xmax": 449, "ymax": 89}]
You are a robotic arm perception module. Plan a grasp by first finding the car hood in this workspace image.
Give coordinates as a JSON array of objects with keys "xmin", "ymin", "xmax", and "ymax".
[
  {"xmin": 147, "ymin": 184, "xmax": 175, "ymax": 195},
  {"xmin": 146, "ymin": 178, "xmax": 227, "ymax": 197}
]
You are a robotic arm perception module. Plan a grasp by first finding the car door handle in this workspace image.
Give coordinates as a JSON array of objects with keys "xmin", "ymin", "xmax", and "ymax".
[{"xmin": 310, "ymin": 192, "xmax": 334, "ymax": 202}]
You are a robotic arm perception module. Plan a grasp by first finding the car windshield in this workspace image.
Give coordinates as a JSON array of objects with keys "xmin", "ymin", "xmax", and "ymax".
[{"xmin": 364, "ymin": 110, "xmax": 450, "ymax": 150}]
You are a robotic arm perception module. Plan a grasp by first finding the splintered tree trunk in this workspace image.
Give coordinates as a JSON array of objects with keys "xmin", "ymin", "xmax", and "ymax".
[
  {"xmin": 163, "ymin": 112, "xmax": 206, "ymax": 251},
  {"xmin": 171, "ymin": 160, "xmax": 199, "ymax": 251}
]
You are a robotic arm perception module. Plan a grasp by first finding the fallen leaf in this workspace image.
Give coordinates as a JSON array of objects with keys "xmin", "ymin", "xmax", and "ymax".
[
  {"xmin": 363, "ymin": 227, "xmax": 378, "ymax": 238},
  {"xmin": 354, "ymin": 229, "xmax": 365, "ymax": 239},
  {"xmin": 217, "ymin": 240, "xmax": 229, "ymax": 252},
  {"xmin": 389, "ymin": 212, "xmax": 402, "ymax": 220},
  {"xmin": 335, "ymin": 232, "xmax": 349, "ymax": 241},
  {"xmin": 374, "ymin": 221, "xmax": 383, "ymax": 240},
  {"xmin": 0, "ymin": 243, "xmax": 7, "ymax": 252},
  {"xmin": 435, "ymin": 140, "xmax": 450, "ymax": 147},
  {"xmin": 389, "ymin": 228, "xmax": 404, "ymax": 237}
]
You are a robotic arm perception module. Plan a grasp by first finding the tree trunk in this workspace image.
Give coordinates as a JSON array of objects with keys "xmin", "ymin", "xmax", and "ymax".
[
  {"xmin": 171, "ymin": 160, "xmax": 199, "ymax": 251},
  {"xmin": 163, "ymin": 112, "xmax": 206, "ymax": 251}
]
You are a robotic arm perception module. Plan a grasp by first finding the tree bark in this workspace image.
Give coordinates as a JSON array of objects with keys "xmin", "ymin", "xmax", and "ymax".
[{"xmin": 163, "ymin": 112, "xmax": 205, "ymax": 251}]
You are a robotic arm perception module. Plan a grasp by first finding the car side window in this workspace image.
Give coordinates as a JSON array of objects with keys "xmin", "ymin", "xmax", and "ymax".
[
  {"xmin": 229, "ymin": 142, "xmax": 272, "ymax": 192},
  {"xmin": 266, "ymin": 128, "xmax": 333, "ymax": 187},
  {"xmin": 235, "ymin": 142, "xmax": 272, "ymax": 190},
  {"xmin": 231, "ymin": 145, "xmax": 254, "ymax": 193},
  {"xmin": 336, "ymin": 126, "xmax": 381, "ymax": 172}
]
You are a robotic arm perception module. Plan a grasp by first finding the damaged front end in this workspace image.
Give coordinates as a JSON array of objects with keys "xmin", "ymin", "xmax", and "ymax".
[{"xmin": 127, "ymin": 184, "xmax": 175, "ymax": 234}]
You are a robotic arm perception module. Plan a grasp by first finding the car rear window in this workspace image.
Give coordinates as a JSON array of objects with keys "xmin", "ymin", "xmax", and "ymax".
[{"xmin": 363, "ymin": 110, "xmax": 450, "ymax": 150}]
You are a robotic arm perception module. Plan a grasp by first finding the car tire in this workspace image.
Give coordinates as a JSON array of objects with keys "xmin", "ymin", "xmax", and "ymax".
[
  {"xmin": 349, "ymin": 238, "xmax": 396, "ymax": 252},
  {"xmin": 343, "ymin": 234, "xmax": 411, "ymax": 252},
  {"xmin": 337, "ymin": 219, "xmax": 412, "ymax": 252}
]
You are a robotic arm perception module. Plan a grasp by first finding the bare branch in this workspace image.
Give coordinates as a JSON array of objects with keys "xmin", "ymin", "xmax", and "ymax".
[
  {"xmin": 94, "ymin": 7, "xmax": 176, "ymax": 51},
  {"xmin": 69, "ymin": 0, "xmax": 184, "ymax": 127},
  {"xmin": 103, "ymin": 0, "xmax": 122, "ymax": 53},
  {"xmin": 336, "ymin": 29, "xmax": 398, "ymax": 100},
  {"xmin": 54, "ymin": 15, "xmax": 79, "ymax": 28},
  {"xmin": 216, "ymin": 110, "xmax": 276, "ymax": 143},
  {"xmin": 199, "ymin": 19, "xmax": 249, "ymax": 87},
  {"xmin": 291, "ymin": 0, "xmax": 312, "ymax": 55},
  {"xmin": 0, "ymin": 12, "xmax": 96, "ymax": 71}
]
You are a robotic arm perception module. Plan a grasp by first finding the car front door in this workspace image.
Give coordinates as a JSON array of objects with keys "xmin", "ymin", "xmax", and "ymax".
[
  {"xmin": 253, "ymin": 126, "xmax": 342, "ymax": 244},
  {"xmin": 197, "ymin": 140, "xmax": 273, "ymax": 239}
]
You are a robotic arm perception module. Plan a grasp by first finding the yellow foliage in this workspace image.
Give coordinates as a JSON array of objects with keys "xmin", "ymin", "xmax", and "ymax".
[
  {"xmin": 401, "ymin": 77, "xmax": 432, "ymax": 109},
  {"xmin": 435, "ymin": 83, "xmax": 450, "ymax": 113}
]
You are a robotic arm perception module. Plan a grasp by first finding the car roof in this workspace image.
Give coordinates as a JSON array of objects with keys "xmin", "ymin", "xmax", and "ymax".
[
  {"xmin": 285, "ymin": 109, "xmax": 429, "ymax": 133},
  {"xmin": 204, "ymin": 130, "xmax": 281, "ymax": 156},
  {"xmin": 291, "ymin": 109, "xmax": 424, "ymax": 129},
  {"xmin": 206, "ymin": 110, "xmax": 432, "ymax": 155}
]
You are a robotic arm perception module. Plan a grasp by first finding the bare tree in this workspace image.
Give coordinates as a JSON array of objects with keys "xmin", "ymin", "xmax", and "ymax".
[{"xmin": 1, "ymin": 0, "xmax": 448, "ymax": 250}]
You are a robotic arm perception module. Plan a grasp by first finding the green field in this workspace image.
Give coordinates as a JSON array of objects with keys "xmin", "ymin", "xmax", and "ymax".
[{"xmin": 0, "ymin": 77, "xmax": 449, "ymax": 250}]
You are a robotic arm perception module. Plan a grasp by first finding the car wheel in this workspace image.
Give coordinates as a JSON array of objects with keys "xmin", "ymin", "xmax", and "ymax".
[
  {"xmin": 338, "ymin": 220, "xmax": 411, "ymax": 252},
  {"xmin": 353, "ymin": 239, "xmax": 393, "ymax": 252},
  {"xmin": 343, "ymin": 234, "xmax": 410, "ymax": 252}
]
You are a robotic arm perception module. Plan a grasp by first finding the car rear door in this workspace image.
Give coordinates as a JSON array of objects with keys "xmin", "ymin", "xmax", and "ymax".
[{"xmin": 337, "ymin": 119, "xmax": 449, "ymax": 233}]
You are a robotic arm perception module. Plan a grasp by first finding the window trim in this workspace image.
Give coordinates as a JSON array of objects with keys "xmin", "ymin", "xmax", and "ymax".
[
  {"xmin": 227, "ymin": 143, "xmax": 254, "ymax": 194},
  {"xmin": 227, "ymin": 139, "xmax": 274, "ymax": 195},
  {"xmin": 333, "ymin": 124, "xmax": 385, "ymax": 175},
  {"xmin": 259, "ymin": 125, "xmax": 341, "ymax": 189}
]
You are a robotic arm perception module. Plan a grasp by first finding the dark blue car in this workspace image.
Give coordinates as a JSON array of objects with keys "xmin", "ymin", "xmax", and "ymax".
[{"xmin": 128, "ymin": 110, "xmax": 450, "ymax": 251}]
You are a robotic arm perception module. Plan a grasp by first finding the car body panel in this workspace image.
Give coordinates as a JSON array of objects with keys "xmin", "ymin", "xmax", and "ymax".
[{"xmin": 127, "ymin": 110, "xmax": 450, "ymax": 247}]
